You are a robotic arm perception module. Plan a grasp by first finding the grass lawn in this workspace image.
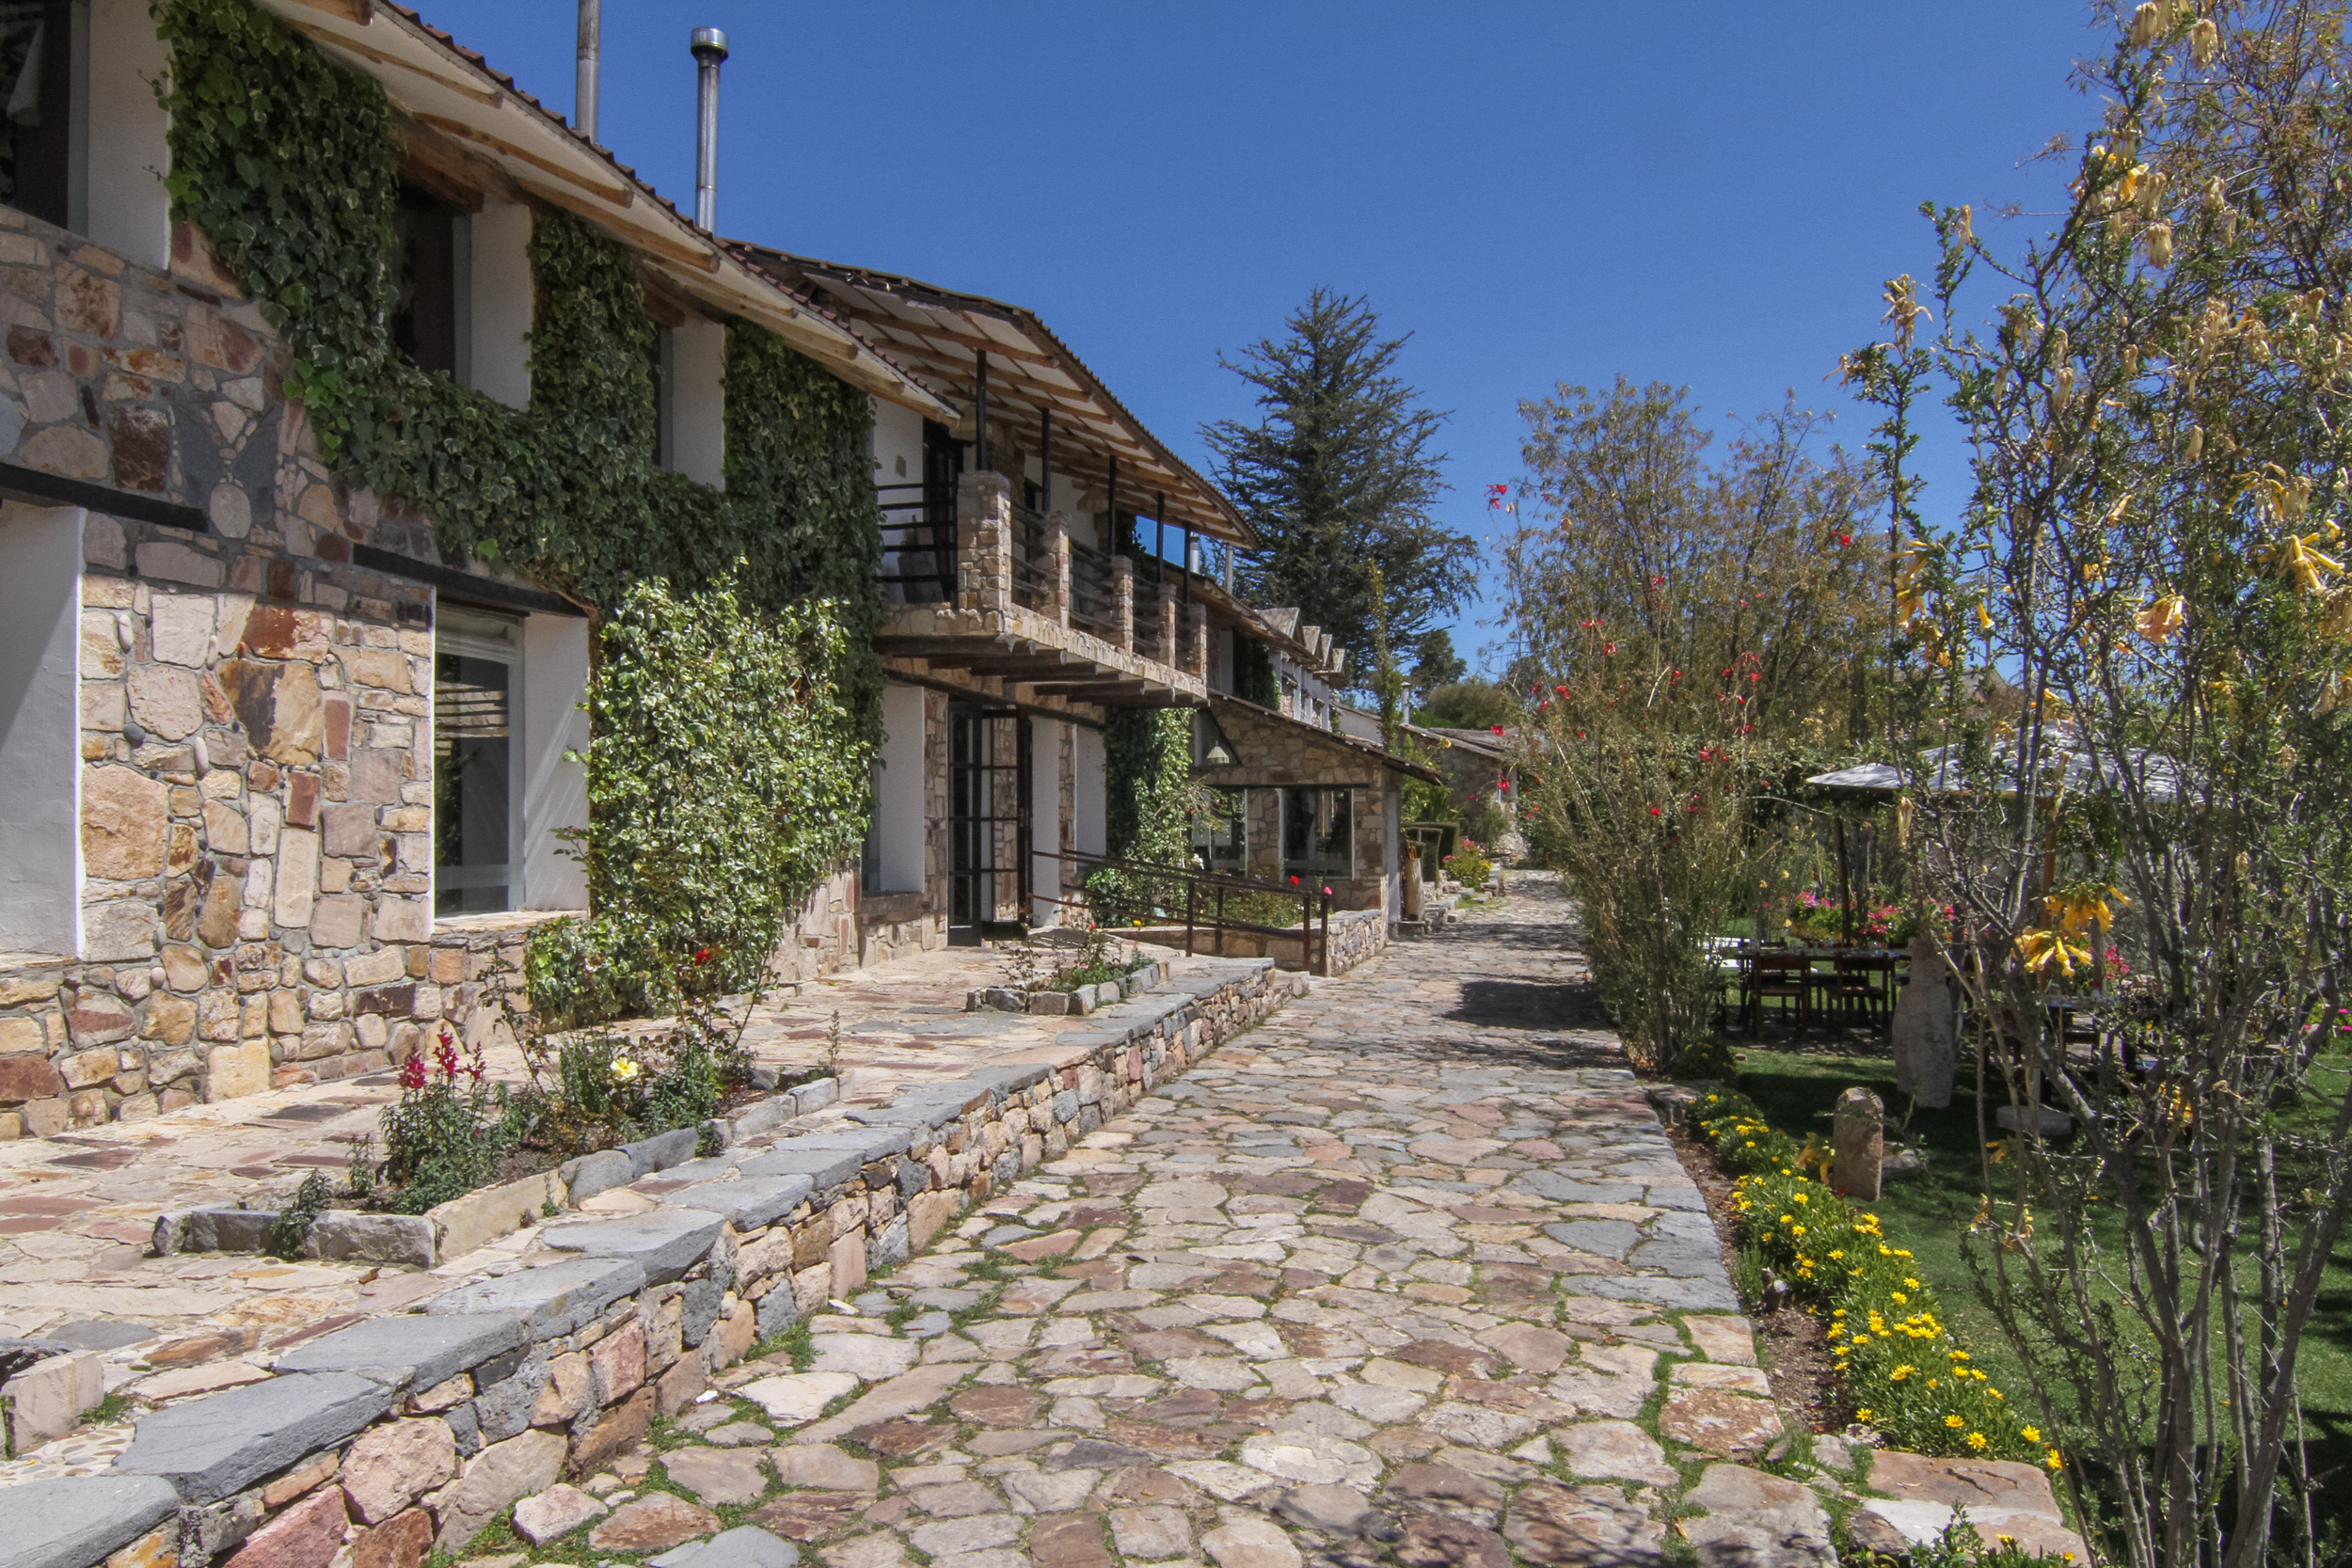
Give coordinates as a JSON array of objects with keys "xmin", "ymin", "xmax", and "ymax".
[{"xmin": 1725, "ymin": 1036, "xmax": 2352, "ymax": 1530}]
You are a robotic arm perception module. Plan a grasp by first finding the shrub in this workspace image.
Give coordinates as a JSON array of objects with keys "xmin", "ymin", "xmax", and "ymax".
[{"xmin": 1443, "ymin": 845, "xmax": 1495, "ymax": 889}]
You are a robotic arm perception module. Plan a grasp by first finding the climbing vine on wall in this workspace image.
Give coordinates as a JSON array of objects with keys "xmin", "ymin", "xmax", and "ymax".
[{"xmin": 156, "ymin": 0, "xmax": 882, "ymax": 1018}]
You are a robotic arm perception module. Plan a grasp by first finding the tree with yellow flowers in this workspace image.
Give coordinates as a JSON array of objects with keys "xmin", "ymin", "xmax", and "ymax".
[{"xmin": 1845, "ymin": 5, "xmax": 2352, "ymax": 1565}]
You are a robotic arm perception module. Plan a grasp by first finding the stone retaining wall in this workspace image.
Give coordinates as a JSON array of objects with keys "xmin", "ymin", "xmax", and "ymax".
[{"xmin": 3, "ymin": 957, "xmax": 1302, "ymax": 1568}]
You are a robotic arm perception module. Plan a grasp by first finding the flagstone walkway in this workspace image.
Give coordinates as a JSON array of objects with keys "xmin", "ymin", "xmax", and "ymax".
[{"xmin": 555, "ymin": 878, "xmax": 1845, "ymax": 1568}]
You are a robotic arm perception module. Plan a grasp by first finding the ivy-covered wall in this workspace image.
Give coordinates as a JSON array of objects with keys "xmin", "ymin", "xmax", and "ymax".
[{"xmin": 155, "ymin": 0, "xmax": 883, "ymax": 1016}]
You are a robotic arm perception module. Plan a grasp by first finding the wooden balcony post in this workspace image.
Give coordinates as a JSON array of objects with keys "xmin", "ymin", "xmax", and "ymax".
[{"xmin": 957, "ymin": 472, "xmax": 1012, "ymax": 614}]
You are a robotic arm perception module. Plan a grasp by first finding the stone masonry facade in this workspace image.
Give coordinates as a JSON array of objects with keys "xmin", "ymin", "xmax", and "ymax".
[{"xmin": 0, "ymin": 205, "xmax": 580, "ymax": 1136}]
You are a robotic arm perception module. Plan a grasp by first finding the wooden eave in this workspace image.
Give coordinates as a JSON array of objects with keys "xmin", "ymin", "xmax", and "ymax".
[
  {"xmin": 255, "ymin": 0, "xmax": 953, "ymax": 421},
  {"xmin": 733, "ymin": 245, "xmax": 1254, "ymax": 548}
]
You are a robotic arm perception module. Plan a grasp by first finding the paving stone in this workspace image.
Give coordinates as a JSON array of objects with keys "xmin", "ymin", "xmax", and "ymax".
[
  {"xmin": 739, "ymin": 1371, "xmax": 860, "ymax": 1425},
  {"xmin": 746, "ymin": 1493, "xmax": 869, "ymax": 1542},
  {"xmin": 770, "ymin": 1443, "xmax": 880, "ymax": 1492},
  {"xmin": 0, "ymin": 1474, "xmax": 182, "ymax": 1568},
  {"xmin": 1553, "ymin": 1420, "xmax": 1678, "ymax": 1485},
  {"xmin": 1657, "ymin": 1388, "xmax": 1786, "ymax": 1458},
  {"xmin": 118, "ymin": 1370, "xmax": 400, "ymax": 1501},
  {"xmin": 274, "ymin": 1312, "xmax": 526, "ymax": 1391},
  {"xmin": 904, "ymin": 1514, "xmax": 1020, "ymax": 1558},
  {"xmin": 590, "ymin": 1494, "xmax": 723, "ymax": 1552},
  {"xmin": 1866, "ymin": 1451, "xmax": 2064, "ymax": 1518},
  {"xmin": 1394, "ymin": 1515, "xmax": 1512, "ymax": 1568},
  {"xmin": 651, "ymin": 1526, "xmax": 802, "ymax": 1568},
  {"xmin": 662, "ymin": 1176, "xmax": 818, "ymax": 1230},
  {"xmin": 1680, "ymin": 1464, "xmax": 1836, "ymax": 1568},
  {"xmin": 808, "ymin": 1334, "xmax": 920, "ymax": 1381},
  {"xmin": 512, "ymin": 1483, "xmax": 609, "ymax": 1544},
  {"xmin": 1200, "ymin": 1516, "xmax": 1305, "ymax": 1568},
  {"xmin": 1502, "ymin": 1480, "xmax": 1667, "ymax": 1568},
  {"xmin": 664, "ymin": 1447, "xmax": 771, "ymax": 1506}
]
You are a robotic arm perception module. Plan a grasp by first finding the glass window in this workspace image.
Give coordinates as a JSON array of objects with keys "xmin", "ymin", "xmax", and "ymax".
[
  {"xmin": 0, "ymin": 3, "xmax": 68, "ymax": 228},
  {"xmin": 1192, "ymin": 787, "xmax": 1247, "ymax": 877},
  {"xmin": 434, "ymin": 609, "xmax": 518, "ymax": 915},
  {"xmin": 1282, "ymin": 787, "xmax": 1353, "ymax": 880},
  {"xmin": 392, "ymin": 186, "xmax": 459, "ymax": 377}
]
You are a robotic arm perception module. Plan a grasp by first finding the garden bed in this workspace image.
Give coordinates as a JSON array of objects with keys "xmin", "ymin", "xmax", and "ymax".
[
  {"xmin": 965, "ymin": 958, "xmax": 1168, "ymax": 1016},
  {"xmin": 153, "ymin": 1069, "xmax": 839, "ymax": 1268}
]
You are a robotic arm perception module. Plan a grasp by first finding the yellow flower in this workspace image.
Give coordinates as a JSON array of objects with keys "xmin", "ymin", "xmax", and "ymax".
[
  {"xmin": 2022, "ymin": 1426, "xmax": 2042, "ymax": 1443},
  {"xmin": 2046, "ymin": 1449, "xmax": 2064, "ymax": 1470},
  {"xmin": 1828, "ymin": 1250, "xmax": 1845, "ymax": 1259},
  {"xmin": 1891, "ymin": 1365, "xmax": 1915, "ymax": 1382},
  {"xmin": 1905, "ymin": 1278, "xmax": 1921, "ymax": 1291},
  {"xmin": 1890, "ymin": 1291, "xmax": 1909, "ymax": 1305},
  {"xmin": 1947, "ymin": 1415, "xmax": 1966, "ymax": 1429},
  {"xmin": 1967, "ymin": 1433, "xmax": 1989, "ymax": 1450},
  {"xmin": 610, "ymin": 1054, "xmax": 642, "ymax": 1083},
  {"xmin": 1855, "ymin": 1408, "xmax": 1874, "ymax": 1421}
]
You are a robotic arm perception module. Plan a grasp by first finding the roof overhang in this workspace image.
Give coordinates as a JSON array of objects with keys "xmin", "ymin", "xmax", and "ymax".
[
  {"xmin": 255, "ymin": 0, "xmax": 952, "ymax": 420},
  {"xmin": 1204, "ymin": 693, "xmax": 1443, "ymax": 785},
  {"xmin": 735, "ymin": 246, "xmax": 1253, "ymax": 547}
]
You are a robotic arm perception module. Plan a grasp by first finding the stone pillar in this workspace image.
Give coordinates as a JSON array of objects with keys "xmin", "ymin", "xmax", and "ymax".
[
  {"xmin": 1158, "ymin": 595, "xmax": 1179, "ymax": 669},
  {"xmin": 1049, "ymin": 515, "xmax": 1073, "ymax": 627},
  {"xmin": 956, "ymin": 472, "xmax": 1012, "ymax": 615},
  {"xmin": 1891, "ymin": 937, "xmax": 1960, "ymax": 1109},
  {"xmin": 1111, "ymin": 555, "xmax": 1135, "ymax": 650},
  {"xmin": 1832, "ymin": 1086, "xmax": 1884, "ymax": 1200},
  {"xmin": 1184, "ymin": 604, "xmax": 1208, "ymax": 676},
  {"xmin": 1402, "ymin": 847, "xmax": 1423, "ymax": 919}
]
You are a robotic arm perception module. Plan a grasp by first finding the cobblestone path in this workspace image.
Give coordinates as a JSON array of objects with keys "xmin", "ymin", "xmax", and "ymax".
[{"xmin": 564, "ymin": 880, "xmax": 1836, "ymax": 1568}]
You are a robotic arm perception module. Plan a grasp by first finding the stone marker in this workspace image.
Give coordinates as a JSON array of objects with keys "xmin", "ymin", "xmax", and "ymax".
[
  {"xmin": 1832, "ymin": 1086, "xmax": 1885, "ymax": 1201},
  {"xmin": 1891, "ymin": 938, "xmax": 1959, "ymax": 1108}
]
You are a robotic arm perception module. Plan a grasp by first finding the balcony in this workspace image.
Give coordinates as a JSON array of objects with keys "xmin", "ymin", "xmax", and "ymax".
[{"xmin": 876, "ymin": 472, "xmax": 1207, "ymax": 711}]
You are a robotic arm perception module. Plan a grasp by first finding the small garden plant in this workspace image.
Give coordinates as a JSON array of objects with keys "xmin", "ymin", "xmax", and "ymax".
[
  {"xmin": 1694, "ymin": 1086, "xmax": 2063, "ymax": 1473},
  {"xmin": 999, "ymin": 924, "xmax": 1151, "ymax": 994}
]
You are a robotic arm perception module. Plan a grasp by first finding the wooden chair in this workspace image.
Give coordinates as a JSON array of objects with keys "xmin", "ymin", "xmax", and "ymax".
[
  {"xmin": 1831, "ymin": 953, "xmax": 1899, "ymax": 1026},
  {"xmin": 1747, "ymin": 950, "xmax": 1813, "ymax": 1034}
]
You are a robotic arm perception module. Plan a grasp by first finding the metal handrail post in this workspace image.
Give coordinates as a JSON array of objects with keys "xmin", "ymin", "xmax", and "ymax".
[{"xmin": 1185, "ymin": 879, "xmax": 1196, "ymax": 957}]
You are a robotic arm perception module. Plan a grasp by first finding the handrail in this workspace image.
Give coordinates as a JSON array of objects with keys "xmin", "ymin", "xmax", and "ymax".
[
  {"xmin": 877, "ymin": 480, "xmax": 955, "ymax": 603},
  {"xmin": 1030, "ymin": 846, "xmax": 1337, "ymax": 975}
]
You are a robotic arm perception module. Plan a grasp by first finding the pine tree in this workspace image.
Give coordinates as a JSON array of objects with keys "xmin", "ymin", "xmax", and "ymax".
[{"xmin": 1200, "ymin": 290, "xmax": 1476, "ymax": 684}]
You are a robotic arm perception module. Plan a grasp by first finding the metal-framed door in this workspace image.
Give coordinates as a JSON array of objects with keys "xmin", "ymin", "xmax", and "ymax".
[{"xmin": 948, "ymin": 704, "xmax": 1030, "ymax": 942}]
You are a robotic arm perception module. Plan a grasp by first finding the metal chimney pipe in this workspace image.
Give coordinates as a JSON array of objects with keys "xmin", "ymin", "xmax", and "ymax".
[
  {"xmin": 575, "ymin": 0, "xmax": 600, "ymax": 142},
  {"xmin": 691, "ymin": 27, "xmax": 728, "ymax": 230}
]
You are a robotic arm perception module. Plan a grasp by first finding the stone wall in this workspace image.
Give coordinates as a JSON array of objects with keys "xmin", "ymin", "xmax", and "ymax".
[
  {"xmin": 1126, "ymin": 908, "xmax": 1388, "ymax": 977},
  {"xmin": 0, "ymin": 208, "xmax": 588, "ymax": 1134},
  {"xmin": 1197, "ymin": 699, "xmax": 1403, "ymax": 917},
  {"xmin": 2, "ymin": 956, "xmax": 1304, "ymax": 1568}
]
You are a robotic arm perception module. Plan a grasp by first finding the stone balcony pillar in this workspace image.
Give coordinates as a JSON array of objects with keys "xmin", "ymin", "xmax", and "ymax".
[
  {"xmin": 956, "ymin": 472, "xmax": 1012, "ymax": 615},
  {"xmin": 1184, "ymin": 603, "xmax": 1208, "ymax": 676},
  {"xmin": 1048, "ymin": 514, "xmax": 1073, "ymax": 627},
  {"xmin": 1159, "ymin": 594, "xmax": 1179, "ymax": 669},
  {"xmin": 1111, "ymin": 555, "xmax": 1135, "ymax": 650}
]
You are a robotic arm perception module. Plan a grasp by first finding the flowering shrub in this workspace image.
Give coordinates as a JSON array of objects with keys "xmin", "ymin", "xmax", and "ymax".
[
  {"xmin": 376, "ymin": 1029, "xmax": 515, "ymax": 1214},
  {"xmin": 1694, "ymin": 1088, "xmax": 2061, "ymax": 1472},
  {"xmin": 1443, "ymin": 839, "xmax": 1496, "ymax": 889}
]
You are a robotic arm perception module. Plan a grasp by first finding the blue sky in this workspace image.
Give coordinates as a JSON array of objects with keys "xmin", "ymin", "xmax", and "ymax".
[{"xmin": 443, "ymin": 2, "xmax": 2103, "ymax": 675}]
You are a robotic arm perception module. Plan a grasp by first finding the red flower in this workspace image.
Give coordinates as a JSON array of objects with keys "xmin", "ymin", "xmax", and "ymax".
[
  {"xmin": 1839, "ymin": 533, "xmax": 1853, "ymax": 546},
  {"xmin": 1651, "ymin": 575, "xmax": 1664, "ymax": 587},
  {"xmin": 693, "ymin": 947, "xmax": 711, "ymax": 964},
  {"xmin": 399, "ymin": 1053, "xmax": 427, "ymax": 1090},
  {"xmin": 1289, "ymin": 875, "xmax": 1300, "ymax": 885},
  {"xmin": 1603, "ymin": 642, "xmax": 1618, "ymax": 655},
  {"xmin": 1554, "ymin": 685, "xmax": 1569, "ymax": 695},
  {"xmin": 1649, "ymin": 804, "xmax": 1662, "ymax": 817},
  {"xmin": 1322, "ymin": 885, "xmax": 1333, "ymax": 895},
  {"xmin": 1497, "ymin": 779, "xmax": 1511, "ymax": 791},
  {"xmin": 1489, "ymin": 724, "xmax": 1505, "ymax": 735}
]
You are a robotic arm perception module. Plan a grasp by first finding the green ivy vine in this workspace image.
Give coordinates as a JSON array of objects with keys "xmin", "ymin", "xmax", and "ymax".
[{"xmin": 155, "ymin": 0, "xmax": 883, "ymax": 1019}]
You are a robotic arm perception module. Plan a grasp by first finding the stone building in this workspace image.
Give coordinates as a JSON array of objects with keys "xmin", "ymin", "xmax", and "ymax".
[{"xmin": 0, "ymin": 1, "xmax": 1247, "ymax": 1134}]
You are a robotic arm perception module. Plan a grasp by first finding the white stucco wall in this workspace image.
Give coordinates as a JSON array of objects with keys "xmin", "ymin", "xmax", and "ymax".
[
  {"xmin": 670, "ymin": 317, "xmax": 725, "ymax": 487},
  {"xmin": 873, "ymin": 682, "xmax": 927, "ymax": 893},
  {"xmin": 86, "ymin": 0, "xmax": 172, "ymax": 269},
  {"xmin": 1029, "ymin": 717, "xmax": 1062, "ymax": 927},
  {"xmin": 872, "ymin": 397, "xmax": 924, "ymax": 487},
  {"xmin": 1072, "ymin": 723, "xmax": 1106, "ymax": 857},
  {"xmin": 518, "ymin": 613, "xmax": 589, "ymax": 910},
  {"xmin": 0, "ymin": 505, "xmax": 81, "ymax": 954},
  {"xmin": 469, "ymin": 201, "xmax": 533, "ymax": 409}
]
